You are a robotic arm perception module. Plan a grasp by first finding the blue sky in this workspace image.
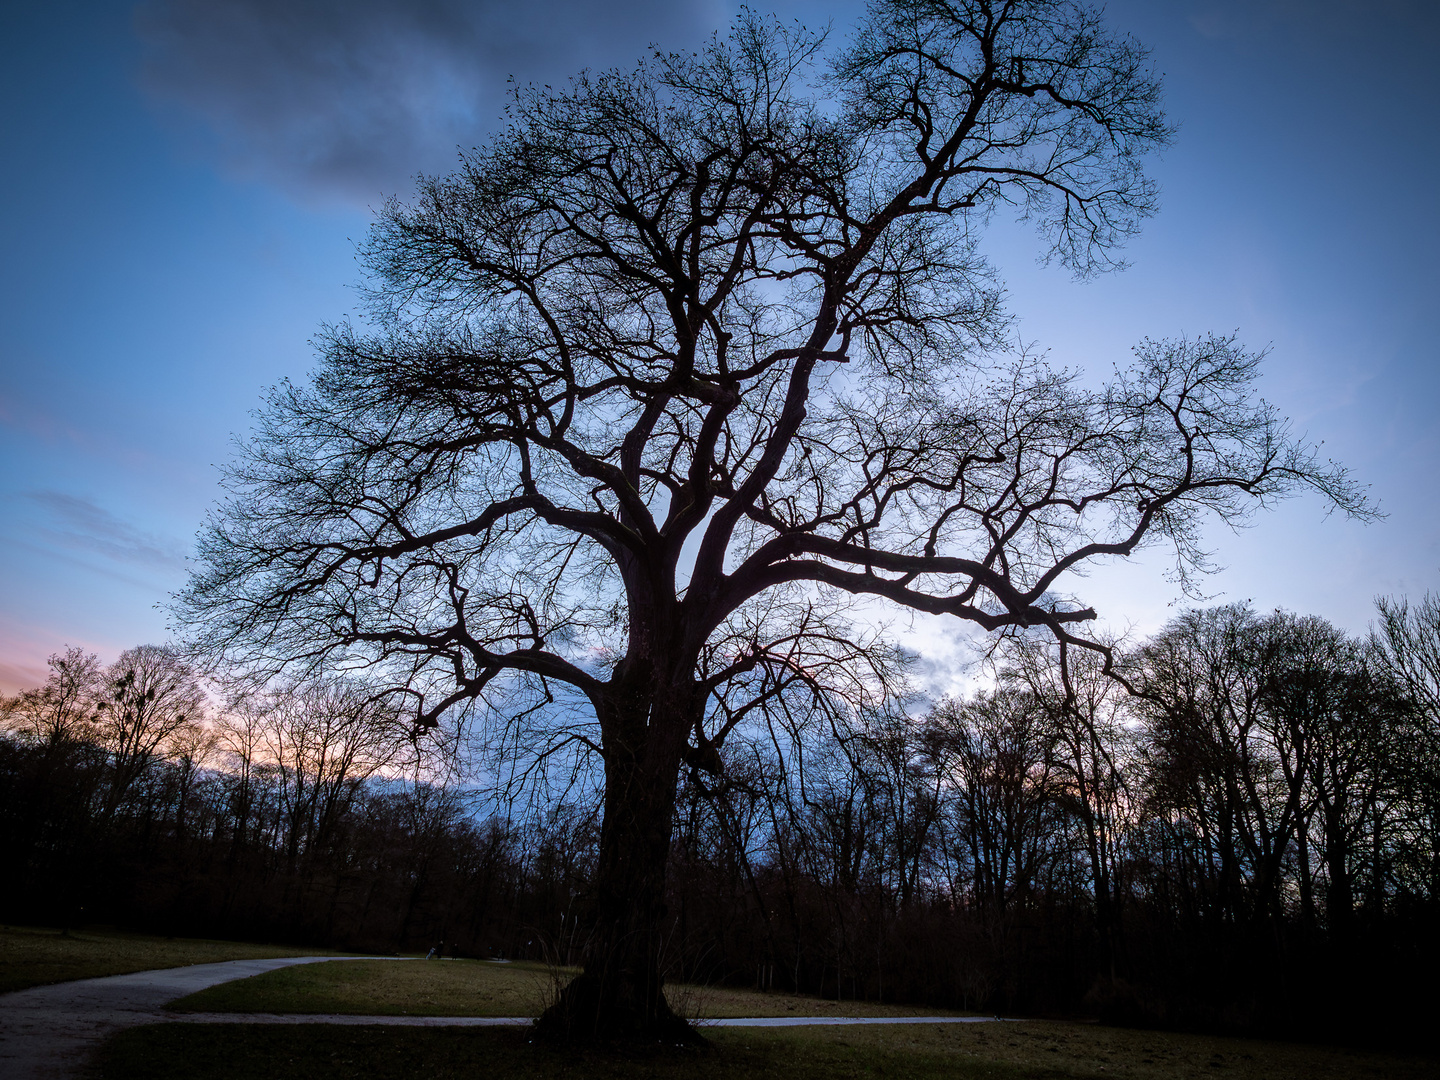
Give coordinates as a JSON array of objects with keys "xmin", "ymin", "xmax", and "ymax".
[{"xmin": 2, "ymin": 0, "xmax": 1436, "ymax": 692}]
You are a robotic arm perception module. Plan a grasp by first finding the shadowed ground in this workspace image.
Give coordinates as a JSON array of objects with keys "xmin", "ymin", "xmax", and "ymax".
[
  {"xmin": 4, "ymin": 949, "xmax": 1434, "ymax": 1080},
  {"xmin": 97, "ymin": 1021, "xmax": 1437, "ymax": 1080},
  {"xmin": 169, "ymin": 958, "xmax": 966, "ymax": 1019},
  {"xmin": 0, "ymin": 955, "xmax": 987, "ymax": 1078}
]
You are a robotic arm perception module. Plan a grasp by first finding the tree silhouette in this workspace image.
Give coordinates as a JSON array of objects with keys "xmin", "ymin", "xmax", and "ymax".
[{"xmin": 179, "ymin": 0, "xmax": 1369, "ymax": 1039}]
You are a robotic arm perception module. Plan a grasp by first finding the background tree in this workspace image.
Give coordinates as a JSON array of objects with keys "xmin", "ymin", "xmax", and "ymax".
[
  {"xmin": 1004, "ymin": 637, "xmax": 1134, "ymax": 979},
  {"xmin": 245, "ymin": 679, "xmax": 409, "ymax": 861},
  {"xmin": 177, "ymin": 0, "xmax": 1369, "ymax": 1039},
  {"xmin": 1371, "ymin": 592, "xmax": 1440, "ymax": 902},
  {"xmin": 1257, "ymin": 615, "xmax": 1401, "ymax": 943},
  {"xmin": 1130, "ymin": 607, "xmax": 1309, "ymax": 936},
  {"xmin": 96, "ymin": 645, "xmax": 207, "ymax": 821},
  {"xmin": 1, "ymin": 647, "xmax": 105, "ymax": 749}
]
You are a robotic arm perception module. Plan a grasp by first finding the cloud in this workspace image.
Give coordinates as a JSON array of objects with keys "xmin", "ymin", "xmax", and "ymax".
[
  {"xmin": 133, "ymin": 0, "xmax": 723, "ymax": 205},
  {"xmin": 23, "ymin": 490, "xmax": 190, "ymax": 573}
]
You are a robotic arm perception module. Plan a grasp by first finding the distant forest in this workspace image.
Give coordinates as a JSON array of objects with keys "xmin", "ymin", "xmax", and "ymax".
[{"xmin": 4, "ymin": 595, "xmax": 1438, "ymax": 1045}]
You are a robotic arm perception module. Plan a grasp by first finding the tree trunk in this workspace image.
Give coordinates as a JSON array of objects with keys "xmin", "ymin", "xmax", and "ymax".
[
  {"xmin": 1323, "ymin": 813, "xmax": 1354, "ymax": 944},
  {"xmin": 536, "ymin": 691, "xmax": 699, "ymax": 1043}
]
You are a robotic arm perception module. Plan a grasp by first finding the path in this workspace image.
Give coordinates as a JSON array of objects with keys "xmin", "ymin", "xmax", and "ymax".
[
  {"xmin": 0, "ymin": 959, "xmax": 1012, "ymax": 1078},
  {"xmin": 0, "ymin": 956, "xmax": 348, "ymax": 1079},
  {"xmin": 166, "ymin": 1012, "xmax": 1009, "ymax": 1028}
]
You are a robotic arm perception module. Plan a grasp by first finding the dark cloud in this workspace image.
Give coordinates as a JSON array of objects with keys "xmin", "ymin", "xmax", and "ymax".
[
  {"xmin": 25, "ymin": 491, "xmax": 189, "ymax": 573},
  {"xmin": 133, "ymin": 0, "xmax": 724, "ymax": 204}
]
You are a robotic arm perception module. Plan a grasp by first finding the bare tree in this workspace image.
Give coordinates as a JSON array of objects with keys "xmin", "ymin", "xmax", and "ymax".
[
  {"xmin": 1371, "ymin": 592, "xmax": 1440, "ymax": 902},
  {"xmin": 930, "ymin": 690, "xmax": 1060, "ymax": 915},
  {"xmin": 1130, "ymin": 607, "xmax": 1309, "ymax": 932},
  {"xmin": 213, "ymin": 691, "xmax": 275, "ymax": 855},
  {"xmin": 1, "ymin": 647, "xmax": 105, "ymax": 748},
  {"xmin": 241, "ymin": 679, "xmax": 410, "ymax": 859},
  {"xmin": 95, "ymin": 645, "xmax": 207, "ymax": 820},
  {"xmin": 178, "ymin": 0, "xmax": 1369, "ymax": 1038},
  {"xmin": 1003, "ymin": 637, "xmax": 1134, "ymax": 976}
]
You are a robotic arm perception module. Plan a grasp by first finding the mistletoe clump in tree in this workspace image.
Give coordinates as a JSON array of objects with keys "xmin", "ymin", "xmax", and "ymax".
[{"xmin": 179, "ymin": 0, "xmax": 1370, "ymax": 1041}]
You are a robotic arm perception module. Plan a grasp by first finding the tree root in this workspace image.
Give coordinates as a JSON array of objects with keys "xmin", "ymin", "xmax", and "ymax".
[{"xmin": 533, "ymin": 971, "xmax": 707, "ymax": 1047}]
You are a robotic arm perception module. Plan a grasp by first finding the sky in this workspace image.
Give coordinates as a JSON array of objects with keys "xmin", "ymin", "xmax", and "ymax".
[{"xmin": 1, "ymin": 0, "xmax": 1437, "ymax": 694}]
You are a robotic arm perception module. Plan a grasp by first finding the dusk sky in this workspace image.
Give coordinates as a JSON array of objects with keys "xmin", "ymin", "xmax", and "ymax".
[{"xmin": 2, "ymin": 0, "xmax": 1437, "ymax": 694}]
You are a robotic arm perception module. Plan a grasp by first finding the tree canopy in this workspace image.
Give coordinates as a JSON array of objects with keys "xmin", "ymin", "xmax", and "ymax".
[{"xmin": 177, "ymin": 0, "xmax": 1371, "ymax": 1040}]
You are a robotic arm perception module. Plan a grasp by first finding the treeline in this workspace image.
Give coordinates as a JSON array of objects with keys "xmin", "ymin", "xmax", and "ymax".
[
  {"xmin": 664, "ymin": 598, "xmax": 1440, "ymax": 1043},
  {"xmin": 0, "ymin": 649, "xmax": 594, "ymax": 955},
  {"xmin": 3, "ymin": 596, "xmax": 1439, "ymax": 1043}
]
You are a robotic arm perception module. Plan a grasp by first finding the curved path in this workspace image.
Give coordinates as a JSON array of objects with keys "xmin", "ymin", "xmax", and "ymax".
[
  {"xmin": 0, "ymin": 956, "xmax": 349, "ymax": 1078},
  {"xmin": 0, "ymin": 958, "xmax": 1012, "ymax": 1077}
]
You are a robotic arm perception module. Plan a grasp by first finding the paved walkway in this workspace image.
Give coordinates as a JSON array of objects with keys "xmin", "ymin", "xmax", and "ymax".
[
  {"xmin": 0, "ymin": 959, "xmax": 1012, "ymax": 1078},
  {"xmin": 705, "ymin": 1015, "xmax": 1010, "ymax": 1027},
  {"xmin": 0, "ymin": 956, "xmax": 349, "ymax": 1079},
  {"xmin": 165, "ymin": 1011, "xmax": 1009, "ymax": 1028}
]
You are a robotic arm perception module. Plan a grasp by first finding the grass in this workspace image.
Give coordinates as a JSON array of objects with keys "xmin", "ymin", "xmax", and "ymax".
[
  {"xmin": 669, "ymin": 980, "xmax": 961, "ymax": 1020},
  {"xmin": 0, "ymin": 924, "xmax": 344, "ymax": 995},
  {"xmin": 171, "ymin": 959, "xmax": 556, "ymax": 1017},
  {"xmin": 97, "ymin": 1021, "xmax": 1439, "ymax": 1080},
  {"xmin": 169, "ymin": 958, "xmax": 964, "ymax": 1019}
]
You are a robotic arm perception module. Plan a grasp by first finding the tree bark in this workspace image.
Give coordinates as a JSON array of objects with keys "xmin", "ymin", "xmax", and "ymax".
[{"xmin": 535, "ymin": 689, "xmax": 699, "ymax": 1043}]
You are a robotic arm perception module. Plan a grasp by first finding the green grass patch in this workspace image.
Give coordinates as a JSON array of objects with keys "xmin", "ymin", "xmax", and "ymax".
[
  {"xmin": 0, "ymin": 925, "xmax": 342, "ymax": 994},
  {"xmin": 169, "ymin": 958, "xmax": 965, "ymax": 1019},
  {"xmin": 672, "ymin": 982, "xmax": 961, "ymax": 1019},
  {"xmin": 96, "ymin": 1022, "xmax": 1437, "ymax": 1080},
  {"xmin": 171, "ymin": 959, "xmax": 555, "ymax": 1017}
]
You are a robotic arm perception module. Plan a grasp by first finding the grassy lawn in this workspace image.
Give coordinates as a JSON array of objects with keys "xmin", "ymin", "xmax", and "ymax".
[
  {"xmin": 97, "ymin": 1022, "xmax": 1437, "ymax": 1080},
  {"xmin": 671, "ymin": 980, "xmax": 961, "ymax": 1020},
  {"xmin": 0, "ymin": 925, "xmax": 344, "ymax": 995},
  {"xmin": 171, "ymin": 959, "xmax": 556, "ymax": 1017},
  {"xmin": 169, "ymin": 958, "xmax": 963, "ymax": 1019}
]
